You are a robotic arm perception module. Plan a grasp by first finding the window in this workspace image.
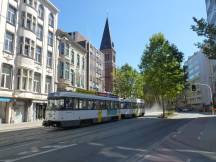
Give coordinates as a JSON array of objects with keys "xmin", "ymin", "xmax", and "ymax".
[
  {"xmin": 1, "ymin": 64, "xmax": 12, "ymax": 89},
  {"xmin": 21, "ymin": 12, "xmax": 36, "ymax": 32},
  {"xmin": 59, "ymin": 42, "xmax": 64, "ymax": 55},
  {"xmin": 65, "ymin": 63, "xmax": 70, "ymax": 80},
  {"xmin": 29, "ymin": 71, "xmax": 33, "ymax": 91},
  {"xmin": 48, "ymin": 13, "xmax": 54, "ymax": 27},
  {"xmin": 82, "ymin": 57, "xmax": 85, "ymax": 70},
  {"xmin": 36, "ymin": 24, "xmax": 43, "ymax": 40},
  {"xmin": 23, "ymin": 0, "xmax": 37, "ymax": 8},
  {"xmin": 71, "ymin": 50, "xmax": 74, "ymax": 65},
  {"xmin": 4, "ymin": 31, "xmax": 14, "ymax": 53},
  {"xmin": 47, "ymin": 51, "xmax": 52, "ymax": 68},
  {"xmin": 59, "ymin": 62, "xmax": 64, "ymax": 78},
  {"xmin": 81, "ymin": 74, "xmax": 84, "ymax": 88},
  {"xmin": 76, "ymin": 72, "xmax": 80, "ymax": 87},
  {"xmin": 48, "ymin": 32, "xmax": 53, "ymax": 46},
  {"xmin": 65, "ymin": 43, "xmax": 70, "ymax": 56},
  {"xmin": 22, "ymin": 69, "xmax": 28, "ymax": 90},
  {"xmin": 7, "ymin": 5, "xmax": 16, "ymax": 25},
  {"xmin": 38, "ymin": 4, "xmax": 44, "ymax": 19},
  {"xmin": 33, "ymin": 73, "xmax": 41, "ymax": 93},
  {"xmin": 45, "ymin": 76, "xmax": 52, "ymax": 93},
  {"xmin": 19, "ymin": 37, "xmax": 35, "ymax": 58},
  {"xmin": 77, "ymin": 54, "xmax": 80, "ymax": 67},
  {"xmin": 71, "ymin": 69, "xmax": 75, "ymax": 86},
  {"xmin": 16, "ymin": 69, "xmax": 33, "ymax": 91},
  {"xmin": 35, "ymin": 46, "xmax": 42, "ymax": 63}
]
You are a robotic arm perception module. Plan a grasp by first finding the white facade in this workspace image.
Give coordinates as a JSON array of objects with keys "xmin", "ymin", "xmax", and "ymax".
[
  {"xmin": 206, "ymin": 0, "xmax": 216, "ymax": 25},
  {"xmin": 0, "ymin": 0, "xmax": 58, "ymax": 123},
  {"xmin": 185, "ymin": 51, "xmax": 216, "ymax": 109},
  {"xmin": 56, "ymin": 30, "xmax": 87, "ymax": 92}
]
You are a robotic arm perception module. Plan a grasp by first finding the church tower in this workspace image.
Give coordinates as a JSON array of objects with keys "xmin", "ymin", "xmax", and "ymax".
[{"xmin": 100, "ymin": 18, "xmax": 116, "ymax": 92}]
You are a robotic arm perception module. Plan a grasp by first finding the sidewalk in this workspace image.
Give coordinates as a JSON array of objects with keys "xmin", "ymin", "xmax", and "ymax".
[{"xmin": 0, "ymin": 121, "xmax": 43, "ymax": 133}]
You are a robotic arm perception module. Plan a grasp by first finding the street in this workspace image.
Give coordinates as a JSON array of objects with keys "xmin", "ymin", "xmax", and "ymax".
[{"xmin": 0, "ymin": 113, "xmax": 215, "ymax": 162}]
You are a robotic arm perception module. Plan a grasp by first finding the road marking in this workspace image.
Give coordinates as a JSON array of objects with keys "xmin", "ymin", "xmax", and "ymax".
[
  {"xmin": 186, "ymin": 158, "xmax": 191, "ymax": 162},
  {"xmin": 144, "ymin": 154, "xmax": 151, "ymax": 158},
  {"xmin": 88, "ymin": 142, "xmax": 104, "ymax": 147},
  {"xmin": 58, "ymin": 141, "xmax": 65, "ymax": 144},
  {"xmin": 17, "ymin": 151, "xmax": 29, "ymax": 156},
  {"xmin": 177, "ymin": 131, "xmax": 181, "ymax": 134},
  {"xmin": 197, "ymin": 136, "xmax": 201, "ymax": 140},
  {"xmin": 0, "ymin": 141, "xmax": 39, "ymax": 152},
  {"xmin": 1, "ymin": 144, "xmax": 77, "ymax": 162},
  {"xmin": 116, "ymin": 146, "xmax": 147, "ymax": 152}
]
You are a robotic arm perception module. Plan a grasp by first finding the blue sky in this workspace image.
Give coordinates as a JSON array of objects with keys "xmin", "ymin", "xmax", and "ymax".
[{"xmin": 51, "ymin": 0, "xmax": 206, "ymax": 69}]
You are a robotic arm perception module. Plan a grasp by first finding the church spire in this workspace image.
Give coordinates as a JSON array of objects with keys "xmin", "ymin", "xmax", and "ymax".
[{"xmin": 100, "ymin": 18, "xmax": 114, "ymax": 50}]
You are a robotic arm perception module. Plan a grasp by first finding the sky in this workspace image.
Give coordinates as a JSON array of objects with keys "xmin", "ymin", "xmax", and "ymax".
[{"xmin": 51, "ymin": 0, "xmax": 206, "ymax": 69}]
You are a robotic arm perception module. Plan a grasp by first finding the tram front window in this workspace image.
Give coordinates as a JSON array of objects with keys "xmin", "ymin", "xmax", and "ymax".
[{"xmin": 48, "ymin": 99, "xmax": 64, "ymax": 110}]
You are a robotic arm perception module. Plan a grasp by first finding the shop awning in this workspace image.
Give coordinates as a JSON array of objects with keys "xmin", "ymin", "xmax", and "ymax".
[{"xmin": 0, "ymin": 97, "xmax": 15, "ymax": 102}]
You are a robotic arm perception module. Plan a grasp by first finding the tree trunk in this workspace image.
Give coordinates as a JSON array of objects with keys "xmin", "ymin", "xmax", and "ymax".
[{"xmin": 162, "ymin": 97, "xmax": 165, "ymax": 118}]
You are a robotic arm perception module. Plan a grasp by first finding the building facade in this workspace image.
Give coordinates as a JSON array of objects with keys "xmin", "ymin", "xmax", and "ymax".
[
  {"xmin": 184, "ymin": 51, "xmax": 216, "ymax": 110},
  {"xmin": 56, "ymin": 30, "xmax": 87, "ymax": 92},
  {"xmin": 69, "ymin": 32, "xmax": 105, "ymax": 92},
  {"xmin": 206, "ymin": 0, "xmax": 216, "ymax": 25},
  {"xmin": 0, "ymin": 0, "xmax": 58, "ymax": 124},
  {"xmin": 100, "ymin": 18, "xmax": 116, "ymax": 93}
]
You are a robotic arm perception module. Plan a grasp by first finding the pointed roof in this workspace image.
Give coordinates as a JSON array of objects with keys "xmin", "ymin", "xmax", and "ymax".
[{"xmin": 100, "ymin": 18, "xmax": 114, "ymax": 50}]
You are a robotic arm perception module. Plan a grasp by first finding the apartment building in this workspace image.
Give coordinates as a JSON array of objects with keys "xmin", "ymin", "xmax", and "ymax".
[
  {"xmin": 184, "ymin": 51, "xmax": 216, "ymax": 110},
  {"xmin": 56, "ymin": 30, "xmax": 87, "ymax": 92},
  {"xmin": 69, "ymin": 32, "xmax": 105, "ymax": 92},
  {"xmin": 206, "ymin": 0, "xmax": 216, "ymax": 25},
  {"xmin": 0, "ymin": 0, "xmax": 58, "ymax": 124}
]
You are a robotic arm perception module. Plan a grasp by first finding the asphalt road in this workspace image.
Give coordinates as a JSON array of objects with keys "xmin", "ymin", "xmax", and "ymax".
[{"xmin": 0, "ymin": 114, "xmax": 214, "ymax": 162}]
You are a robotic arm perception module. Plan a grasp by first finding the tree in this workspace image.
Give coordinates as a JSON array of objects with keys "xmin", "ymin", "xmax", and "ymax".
[
  {"xmin": 113, "ymin": 64, "xmax": 142, "ymax": 98},
  {"xmin": 139, "ymin": 33, "xmax": 185, "ymax": 118},
  {"xmin": 191, "ymin": 17, "xmax": 216, "ymax": 59}
]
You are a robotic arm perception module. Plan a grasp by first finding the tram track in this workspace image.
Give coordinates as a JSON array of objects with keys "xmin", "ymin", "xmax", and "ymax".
[{"xmin": 0, "ymin": 117, "xmax": 159, "ymax": 149}]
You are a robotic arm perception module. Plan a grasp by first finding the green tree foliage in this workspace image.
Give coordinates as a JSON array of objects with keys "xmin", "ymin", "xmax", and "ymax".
[
  {"xmin": 76, "ymin": 88, "xmax": 96, "ymax": 95},
  {"xmin": 139, "ymin": 33, "xmax": 185, "ymax": 117},
  {"xmin": 191, "ymin": 17, "xmax": 216, "ymax": 59},
  {"xmin": 113, "ymin": 64, "xmax": 143, "ymax": 98}
]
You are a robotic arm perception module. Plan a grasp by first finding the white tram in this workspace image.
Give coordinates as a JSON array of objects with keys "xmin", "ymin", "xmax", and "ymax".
[{"xmin": 43, "ymin": 92, "xmax": 145, "ymax": 128}]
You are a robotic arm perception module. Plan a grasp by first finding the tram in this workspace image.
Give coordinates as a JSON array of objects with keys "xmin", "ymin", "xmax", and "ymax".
[{"xmin": 43, "ymin": 91, "xmax": 145, "ymax": 128}]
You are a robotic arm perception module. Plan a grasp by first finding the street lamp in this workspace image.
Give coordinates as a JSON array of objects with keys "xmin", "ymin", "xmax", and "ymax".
[{"xmin": 192, "ymin": 83, "xmax": 214, "ymax": 115}]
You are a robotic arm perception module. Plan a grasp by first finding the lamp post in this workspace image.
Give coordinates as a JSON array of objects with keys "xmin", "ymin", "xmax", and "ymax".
[{"xmin": 193, "ymin": 83, "xmax": 214, "ymax": 115}]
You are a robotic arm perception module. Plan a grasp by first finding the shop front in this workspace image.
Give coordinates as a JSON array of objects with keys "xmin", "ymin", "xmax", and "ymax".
[
  {"xmin": 12, "ymin": 100, "xmax": 28, "ymax": 124},
  {"xmin": 0, "ymin": 97, "xmax": 15, "ymax": 124},
  {"xmin": 33, "ymin": 101, "xmax": 47, "ymax": 121}
]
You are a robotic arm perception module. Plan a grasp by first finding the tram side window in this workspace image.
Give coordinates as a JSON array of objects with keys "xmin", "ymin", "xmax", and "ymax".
[
  {"xmin": 64, "ymin": 98, "xmax": 70, "ymax": 109},
  {"xmin": 100, "ymin": 101, "xmax": 106, "ymax": 109},
  {"xmin": 48, "ymin": 99, "xmax": 64, "ymax": 110},
  {"xmin": 120, "ymin": 102, "xmax": 124, "ymax": 109},
  {"xmin": 95, "ymin": 101, "xmax": 100, "ymax": 110},
  {"xmin": 88, "ymin": 100, "xmax": 94, "ymax": 110},
  {"xmin": 122, "ymin": 102, "xmax": 128, "ymax": 109},
  {"xmin": 133, "ymin": 103, "xmax": 137, "ymax": 109},
  {"xmin": 79, "ymin": 99, "xmax": 83, "ymax": 109},
  {"xmin": 82, "ymin": 99, "xmax": 88, "ymax": 109},
  {"xmin": 115, "ymin": 102, "xmax": 120, "ymax": 109},
  {"xmin": 106, "ymin": 101, "xmax": 111, "ymax": 109},
  {"xmin": 74, "ymin": 98, "xmax": 79, "ymax": 109}
]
